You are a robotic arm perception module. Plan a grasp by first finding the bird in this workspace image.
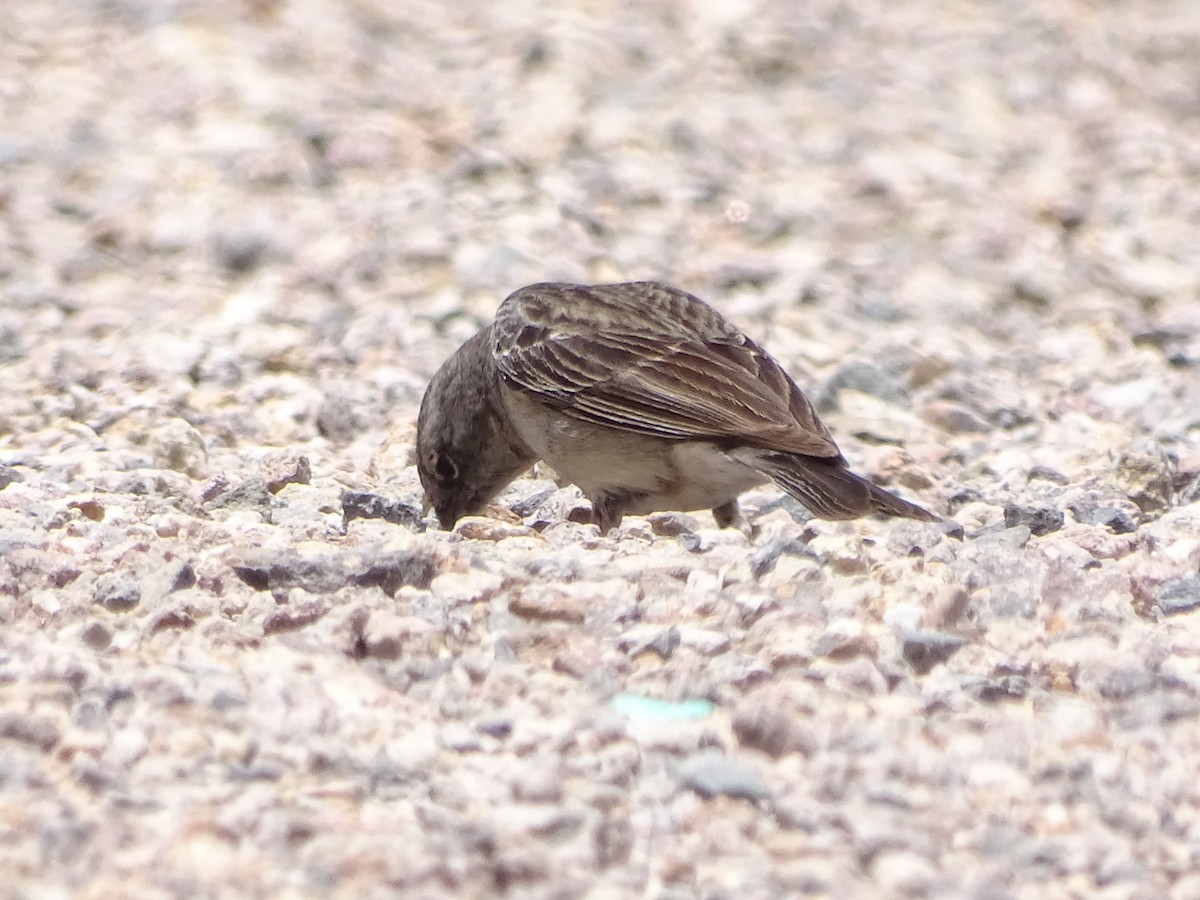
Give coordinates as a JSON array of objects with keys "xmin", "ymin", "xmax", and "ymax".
[{"xmin": 416, "ymin": 281, "xmax": 938, "ymax": 532}]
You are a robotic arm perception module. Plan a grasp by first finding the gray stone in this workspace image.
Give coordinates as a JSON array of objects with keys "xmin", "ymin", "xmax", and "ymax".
[
  {"xmin": 0, "ymin": 712, "xmax": 60, "ymax": 752},
  {"xmin": 341, "ymin": 490, "xmax": 424, "ymax": 530},
  {"xmin": 0, "ymin": 464, "xmax": 22, "ymax": 490},
  {"xmin": 80, "ymin": 621, "xmax": 113, "ymax": 650},
  {"xmin": 1156, "ymin": 576, "xmax": 1200, "ymax": 616},
  {"xmin": 1068, "ymin": 501, "xmax": 1137, "ymax": 534},
  {"xmin": 677, "ymin": 750, "xmax": 770, "ymax": 802},
  {"xmin": 1003, "ymin": 504, "xmax": 1064, "ymax": 536},
  {"xmin": 212, "ymin": 222, "xmax": 274, "ymax": 274},
  {"xmin": 316, "ymin": 396, "xmax": 365, "ymax": 443},
  {"xmin": 817, "ymin": 360, "xmax": 909, "ymax": 412},
  {"xmin": 205, "ymin": 477, "xmax": 272, "ymax": 518},
  {"xmin": 94, "ymin": 573, "xmax": 141, "ymax": 612},
  {"xmin": 902, "ymin": 630, "xmax": 968, "ymax": 674},
  {"xmin": 233, "ymin": 547, "xmax": 437, "ymax": 596}
]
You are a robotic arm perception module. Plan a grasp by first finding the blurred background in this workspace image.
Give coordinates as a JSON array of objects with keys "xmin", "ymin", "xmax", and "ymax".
[{"xmin": 2, "ymin": 0, "xmax": 1198, "ymax": 463}]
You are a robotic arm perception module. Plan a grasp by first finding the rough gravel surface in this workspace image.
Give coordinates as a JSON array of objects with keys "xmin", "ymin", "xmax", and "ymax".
[{"xmin": 3, "ymin": 1, "xmax": 1200, "ymax": 898}]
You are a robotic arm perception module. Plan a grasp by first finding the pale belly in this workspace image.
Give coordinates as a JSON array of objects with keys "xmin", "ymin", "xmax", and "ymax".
[
  {"xmin": 622, "ymin": 442, "xmax": 767, "ymax": 514},
  {"xmin": 501, "ymin": 387, "xmax": 767, "ymax": 514}
]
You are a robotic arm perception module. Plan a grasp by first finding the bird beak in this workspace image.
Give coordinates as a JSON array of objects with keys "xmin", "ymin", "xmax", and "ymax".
[{"xmin": 421, "ymin": 492, "xmax": 454, "ymax": 530}]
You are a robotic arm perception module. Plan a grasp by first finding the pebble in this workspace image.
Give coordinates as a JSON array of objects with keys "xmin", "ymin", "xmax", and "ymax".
[
  {"xmin": 750, "ymin": 535, "xmax": 819, "ymax": 578},
  {"xmin": 871, "ymin": 850, "xmax": 939, "ymax": 896},
  {"xmin": 647, "ymin": 512, "xmax": 699, "ymax": 537},
  {"xmin": 261, "ymin": 593, "xmax": 327, "ymax": 635},
  {"xmin": 731, "ymin": 688, "xmax": 812, "ymax": 758},
  {"xmin": 813, "ymin": 621, "xmax": 877, "ymax": 660},
  {"xmin": 204, "ymin": 477, "xmax": 273, "ymax": 519},
  {"xmin": 676, "ymin": 750, "xmax": 771, "ymax": 802},
  {"xmin": 817, "ymin": 360, "xmax": 908, "ymax": 412},
  {"xmin": 256, "ymin": 545, "xmax": 438, "ymax": 596},
  {"xmin": 510, "ymin": 763, "xmax": 563, "ymax": 804},
  {"xmin": 675, "ymin": 626, "xmax": 731, "ymax": 656},
  {"xmin": 80, "ymin": 620, "xmax": 113, "ymax": 650},
  {"xmin": 920, "ymin": 400, "xmax": 991, "ymax": 434},
  {"xmin": 315, "ymin": 395, "xmax": 366, "ymax": 443},
  {"xmin": 967, "ymin": 671, "xmax": 1032, "ymax": 702},
  {"xmin": 508, "ymin": 586, "xmax": 587, "ymax": 624},
  {"xmin": 1069, "ymin": 503, "xmax": 1138, "ymax": 534},
  {"xmin": 260, "ymin": 450, "xmax": 311, "ymax": 493},
  {"xmin": 901, "ymin": 630, "xmax": 968, "ymax": 674},
  {"xmin": 455, "ymin": 518, "xmax": 536, "ymax": 541},
  {"xmin": 475, "ymin": 717, "xmax": 513, "ymax": 740},
  {"xmin": 93, "ymin": 573, "xmax": 141, "ymax": 613},
  {"xmin": 431, "ymin": 571, "xmax": 504, "ymax": 606},
  {"xmin": 1115, "ymin": 447, "xmax": 1177, "ymax": 513},
  {"xmin": 145, "ymin": 599, "xmax": 198, "ymax": 635},
  {"xmin": 0, "ymin": 711, "xmax": 62, "ymax": 752},
  {"xmin": 150, "ymin": 419, "xmax": 209, "ymax": 479},
  {"xmin": 617, "ymin": 624, "xmax": 680, "ymax": 660},
  {"xmin": 438, "ymin": 725, "xmax": 482, "ymax": 753},
  {"xmin": 340, "ymin": 489, "xmax": 425, "ymax": 530},
  {"xmin": 212, "ymin": 222, "xmax": 274, "ymax": 274},
  {"xmin": 1003, "ymin": 503, "xmax": 1065, "ymax": 536},
  {"xmin": 1156, "ymin": 576, "xmax": 1200, "ymax": 616},
  {"xmin": 361, "ymin": 612, "xmax": 437, "ymax": 659}
]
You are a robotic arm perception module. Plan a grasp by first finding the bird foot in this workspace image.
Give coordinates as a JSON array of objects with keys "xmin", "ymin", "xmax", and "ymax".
[
  {"xmin": 589, "ymin": 490, "xmax": 629, "ymax": 534},
  {"xmin": 711, "ymin": 500, "xmax": 760, "ymax": 540}
]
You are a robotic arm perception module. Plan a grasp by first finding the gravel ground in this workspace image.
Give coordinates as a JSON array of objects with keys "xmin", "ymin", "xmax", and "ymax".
[{"xmin": 3, "ymin": 1, "xmax": 1200, "ymax": 897}]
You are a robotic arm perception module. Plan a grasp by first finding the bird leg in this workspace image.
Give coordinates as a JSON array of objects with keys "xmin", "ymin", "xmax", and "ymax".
[
  {"xmin": 711, "ymin": 500, "xmax": 740, "ymax": 528},
  {"xmin": 711, "ymin": 499, "xmax": 759, "ymax": 540},
  {"xmin": 591, "ymin": 489, "xmax": 635, "ymax": 534}
]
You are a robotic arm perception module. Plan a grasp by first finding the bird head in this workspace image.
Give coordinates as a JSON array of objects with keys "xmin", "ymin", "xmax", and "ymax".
[{"xmin": 416, "ymin": 327, "xmax": 535, "ymax": 529}]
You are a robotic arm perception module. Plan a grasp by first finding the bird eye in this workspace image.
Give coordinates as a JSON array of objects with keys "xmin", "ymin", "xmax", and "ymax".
[{"xmin": 433, "ymin": 453, "xmax": 460, "ymax": 486}]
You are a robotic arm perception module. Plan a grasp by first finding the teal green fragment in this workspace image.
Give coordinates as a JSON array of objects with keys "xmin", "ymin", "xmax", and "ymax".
[{"xmin": 611, "ymin": 693, "xmax": 715, "ymax": 722}]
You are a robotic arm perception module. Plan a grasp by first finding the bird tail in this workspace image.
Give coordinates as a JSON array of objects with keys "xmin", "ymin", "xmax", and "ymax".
[{"xmin": 752, "ymin": 452, "xmax": 939, "ymax": 522}]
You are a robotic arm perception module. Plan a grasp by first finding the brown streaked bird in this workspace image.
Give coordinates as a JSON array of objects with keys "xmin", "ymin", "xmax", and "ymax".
[{"xmin": 416, "ymin": 281, "xmax": 938, "ymax": 532}]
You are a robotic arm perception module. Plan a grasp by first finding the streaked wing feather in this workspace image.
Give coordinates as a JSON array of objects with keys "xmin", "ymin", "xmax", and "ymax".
[{"xmin": 493, "ymin": 282, "xmax": 839, "ymax": 458}]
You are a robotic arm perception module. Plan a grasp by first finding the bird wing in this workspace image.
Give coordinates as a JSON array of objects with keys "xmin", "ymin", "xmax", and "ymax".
[{"xmin": 491, "ymin": 281, "xmax": 840, "ymax": 458}]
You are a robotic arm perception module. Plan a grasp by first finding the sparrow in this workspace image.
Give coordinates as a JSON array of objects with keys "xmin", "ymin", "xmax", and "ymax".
[{"xmin": 416, "ymin": 281, "xmax": 938, "ymax": 532}]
